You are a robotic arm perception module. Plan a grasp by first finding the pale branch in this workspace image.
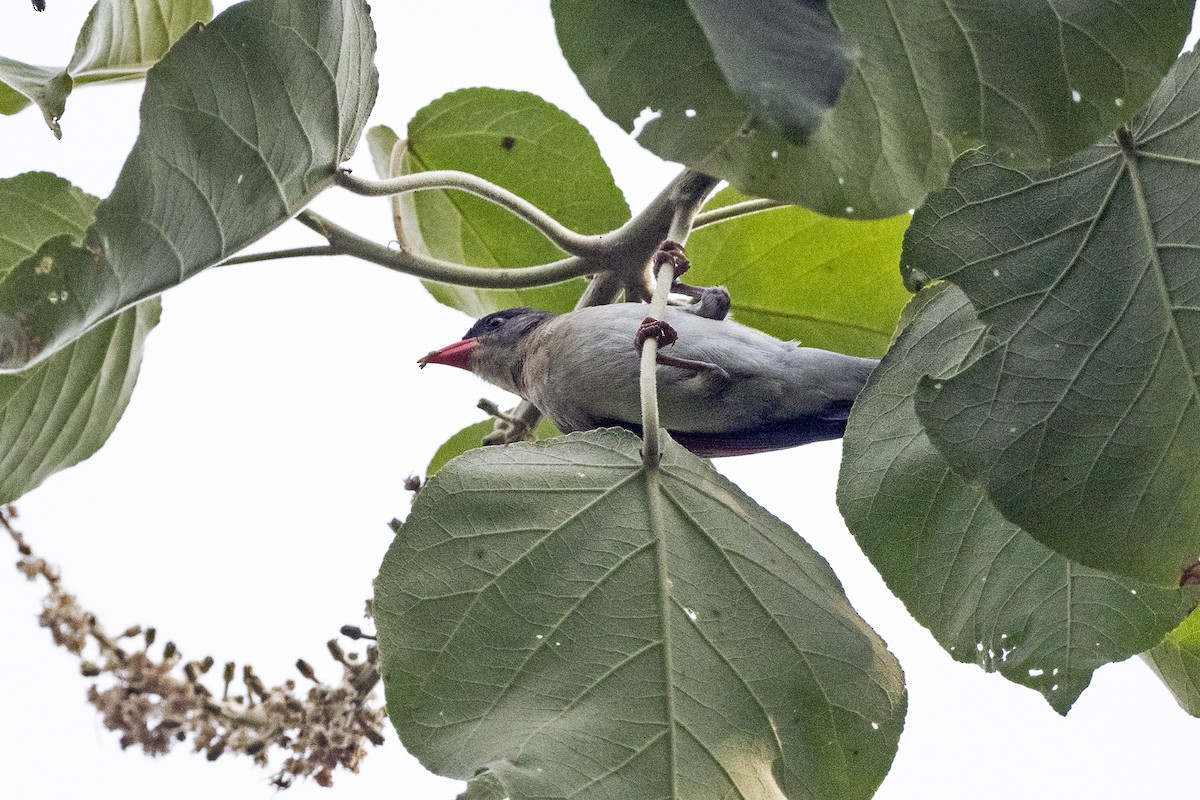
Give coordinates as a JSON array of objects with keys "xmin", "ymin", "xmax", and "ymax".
[
  {"xmin": 335, "ymin": 169, "xmax": 607, "ymax": 258},
  {"xmin": 294, "ymin": 209, "xmax": 597, "ymax": 288},
  {"xmin": 217, "ymin": 246, "xmax": 340, "ymax": 267},
  {"xmin": 692, "ymin": 198, "xmax": 786, "ymax": 229},
  {"xmin": 299, "ymin": 169, "xmax": 719, "ymax": 295},
  {"xmin": 639, "ymin": 257, "xmax": 678, "ymax": 469},
  {"xmin": 637, "ymin": 195, "xmax": 708, "ymax": 468},
  {"xmin": 614, "ymin": 170, "xmax": 721, "ymax": 300}
]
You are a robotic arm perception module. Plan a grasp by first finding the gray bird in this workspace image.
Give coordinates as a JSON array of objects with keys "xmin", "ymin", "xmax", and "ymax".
[{"xmin": 419, "ymin": 301, "xmax": 878, "ymax": 457}]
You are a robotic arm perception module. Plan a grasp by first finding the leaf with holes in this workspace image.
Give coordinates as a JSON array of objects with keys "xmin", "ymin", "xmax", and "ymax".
[
  {"xmin": 0, "ymin": 0, "xmax": 213, "ymax": 137},
  {"xmin": 376, "ymin": 429, "xmax": 905, "ymax": 800},
  {"xmin": 0, "ymin": 0, "xmax": 377, "ymax": 371},
  {"xmin": 686, "ymin": 187, "xmax": 910, "ymax": 357},
  {"xmin": 908, "ymin": 49, "xmax": 1200, "ymax": 586},
  {"xmin": 553, "ymin": 0, "xmax": 1191, "ymax": 218},
  {"xmin": 0, "ymin": 172, "xmax": 158, "ymax": 503},
  {"xmin": 393, "ymin": 88, "xmax": 630, "ymax": 317},
  {"xmin": 839, "ymin": 284, "xmax": 1194, "ymax": 713}
]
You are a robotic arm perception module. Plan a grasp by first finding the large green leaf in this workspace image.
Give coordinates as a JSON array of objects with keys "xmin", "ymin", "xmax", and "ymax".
[
  {"xmin": 683, "ymin": 0, "xmax": 850, "ymax": 144},
  {"xmin": 839, "ymin": 284, "xmax": 1194, "ymax": 713},
  {"xmin": 0, "ymin": 0, "xmax": 377, "ymax": 371},
  {"xmin": 552, "ymin": 0, "xmax": 1192, "ymax": 218},
  {"xmin": 377, "ymin": 429, "xmax": 905, "ymax": 800},
  {"xmin": 908, "ymin": 50, "xmax": 1200, "ymax": 586},
  {"xmin": 686, "ymin": 188, "xmax": 910, "ymax": 357},
  {"xmin": 0, "ymin": 0, "xmax": 213, "ymax": 137},
  {"xmin": 395, "ymin": 88, "xmax": 630, "ymax": 317},
  {"xmin": 0, "ymin": 173, "xmax": 159, "ymax": 502},
  {"xmin": 1145, "ymin": 607, "xmax": 1200, "ymax": 716}
]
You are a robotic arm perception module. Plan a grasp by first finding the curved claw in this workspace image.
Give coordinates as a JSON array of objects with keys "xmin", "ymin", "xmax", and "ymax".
[
  {"xmin": 635, "ymin": 317, "xmax": 678, "ymax": 351},
  {"xmin": 653, "ymin": 240, "xmax": 691, "ymax": 278}
]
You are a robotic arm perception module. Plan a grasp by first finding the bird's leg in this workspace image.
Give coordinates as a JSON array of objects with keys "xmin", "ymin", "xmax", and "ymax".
[
  {"xmin": 653, "ymin": 241, "xmax": 731, "ymax": 321},
  {"xmin": 634, "ymin": 316, "xmax": 732, "ymax": 380},
  {"xmin": 637, "ymin": 242, "xmax": 730, "ymax": 378}
]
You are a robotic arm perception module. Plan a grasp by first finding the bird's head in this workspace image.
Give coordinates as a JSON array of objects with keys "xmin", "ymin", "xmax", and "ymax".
[{"xmin": 418, "ymin": 307, "xmax": 554, "ymax": 391}]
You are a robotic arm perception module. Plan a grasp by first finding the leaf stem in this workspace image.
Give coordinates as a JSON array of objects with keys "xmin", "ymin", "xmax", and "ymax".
[
  {"xmin": 294, "ymin": 210, "xmax": 597, "ymax": 288},
  {"xmin": 692, "ymin": 198, "xmax": 786, "ymax": 229},
  {"xmin": 217, "ymin": 246, "xmax": 340, "ymax": 267},
  {"xmin": 639, "ymin": 191, "xmax": 710, "ymax": 468},
  {"xmin": 639, "ymin": 258, "xmax": 677, "ymax": 468},
  {"xmin": 335, "ymin": 169, "xmax": 606, "ymax": 258},
  {"xmin": 299, "ymin": 170, "xmax": 719, "ymax": 294}
]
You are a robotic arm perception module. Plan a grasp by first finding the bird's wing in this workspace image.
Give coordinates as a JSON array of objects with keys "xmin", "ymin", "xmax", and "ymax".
[
  {"xmin": 667, "ymin": 405, "xmax": 853, "ymax": 457},
  {"xmin": 523, "ymin": 303, "xmax": 876, "ymax": 447}
]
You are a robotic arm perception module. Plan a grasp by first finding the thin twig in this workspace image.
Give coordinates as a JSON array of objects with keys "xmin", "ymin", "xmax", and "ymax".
[
  {"xmin": 295, "ymin": 210, "xmax": 597, "ymax": 288},
  {"xmin": 692, "ymin": 198, "xmax": 786, "ymax": 229},
  {"xmin": 639, "ymin": 258, "xmax": 677, "ymax": 468},
  {"xmin": 335, "ymin": 169, "xmax": 606, "ymax": 258},
  {"xmin": 217, "ymin": 246, "xmax": 340, "ymax": 267},
  {"xmin": 638, "ymin": 188, "xmax": 712, "ymax": 468},
  {"xmin": 301, "ymin": 169, "xmax": 719, "ymax": 295}
]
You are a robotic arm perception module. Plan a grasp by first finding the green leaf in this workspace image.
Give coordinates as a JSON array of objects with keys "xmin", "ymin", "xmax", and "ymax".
[
  {"xmin": 0, "ymin": 0, "xmax": 378, "ymax": 371},
  {"xmin": 367, "ymin": 124, "xmax": 401, "ymax": 185},
  {"xmin": 426, "ymin": 415, "xmax": 562, "ymax": 477},
  {"xmin": 686, "ymin": 188, "xmax": 910, "ymax": 357},
  {"xmin": 377, "ymin": 429, "xmax": 905, "ymax": 800},
  {"xmin": 396, "ymin": 88, "xmax": 630, "ymax": 317},
  {"xmin": 552, "ymin": 0, "xmax": 1192, "ymax": 218},
  {"xmin": 0, "ymin": 173, "xmax": 159, "ymax": 502},
  {"xmin": 1144, "ymin": 607, "xmax": 1200, "ymax": 716},
  {"xmin": 366, "ymin": 124, "xmax": 406, "ymax": 248},
  {"xmin": 0, "ymin": 58, "xmax": 72, "ymax": 134},
  {"xmin": 683, "ymin": 0, "xmax": 850, "ymax": 144},
  {"xmin": 0, "ymin": 0, "xmax": 213, "ymax": 138},
  {"xmin": 908, "ymin": 50, "xmax": 1200, "ymax": 586},
  {"xmin": 839, "ymin": 283, "xmax": 1194, "ymax": 714}
]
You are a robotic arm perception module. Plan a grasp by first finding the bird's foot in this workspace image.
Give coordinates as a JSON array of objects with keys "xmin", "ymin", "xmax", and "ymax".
[
  {"xmin": 635, "ymin": 317, "xmax": 730, "ymax": 379},
  {"xmin": 635, "ymin": 316, "xmax": 678, "ymax": 350},
  {"xmin": 653, "ymin": 240, "xmax": 691, "ymax": 278}
]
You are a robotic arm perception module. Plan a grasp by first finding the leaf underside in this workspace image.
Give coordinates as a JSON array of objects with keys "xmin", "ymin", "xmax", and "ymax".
[
  {"xmin": 907, "ymin": 49, "xmax": 1200, "ymax": 586},
  {"xmin": 377, "ymin": 429, "xmax": 906, "ymax": 800},
  {"xmin": 0, "ymin": 172, "xmax": 159, "ymax": 504},
  {"xmin": 0, "ymin": 0, "xmax": 378, "ymax": 372},
  {"xmin": 552, "ymin": 0, "xmax": 1193, "ymax": 218},
  {"xmin": 839, "ymin": 284, "xmax": 1195, "ymax": 714},
  {"xmin": 0, "ymin": 0, "xmax": 213, "ymax": 137}
]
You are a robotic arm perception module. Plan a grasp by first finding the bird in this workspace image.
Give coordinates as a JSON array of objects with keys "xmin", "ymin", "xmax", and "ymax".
[{"xmin": 418, "ymin": 299, "xmax": 879, "ymax": 458}]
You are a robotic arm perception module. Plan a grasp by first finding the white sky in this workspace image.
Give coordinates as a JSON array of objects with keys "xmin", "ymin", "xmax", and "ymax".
[{"xmin": 1, "ymin": 3, "xmax": 1198, "ymax": 799}]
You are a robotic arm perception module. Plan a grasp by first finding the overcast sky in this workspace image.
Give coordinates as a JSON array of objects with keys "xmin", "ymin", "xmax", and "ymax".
[{"xmin": 1, "ymin": 3, "xmax": 1199, "ymax": 799}]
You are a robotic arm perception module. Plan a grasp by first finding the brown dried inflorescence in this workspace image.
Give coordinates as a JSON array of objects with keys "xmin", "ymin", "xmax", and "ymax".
[{"xmin": 4, "ymin": 505, "xmax": 386, "ymax": 788}]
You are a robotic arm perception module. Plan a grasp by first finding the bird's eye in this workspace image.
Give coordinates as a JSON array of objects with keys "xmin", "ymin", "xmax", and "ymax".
[{"xmin": 485, "ymin": 317, "xmax": 505, "ymax": 330}]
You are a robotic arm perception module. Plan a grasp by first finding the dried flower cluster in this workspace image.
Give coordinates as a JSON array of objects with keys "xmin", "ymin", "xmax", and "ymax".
[{"xmin": 4, "ymin": 506, "xmax": 387, "ymax": 789}]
